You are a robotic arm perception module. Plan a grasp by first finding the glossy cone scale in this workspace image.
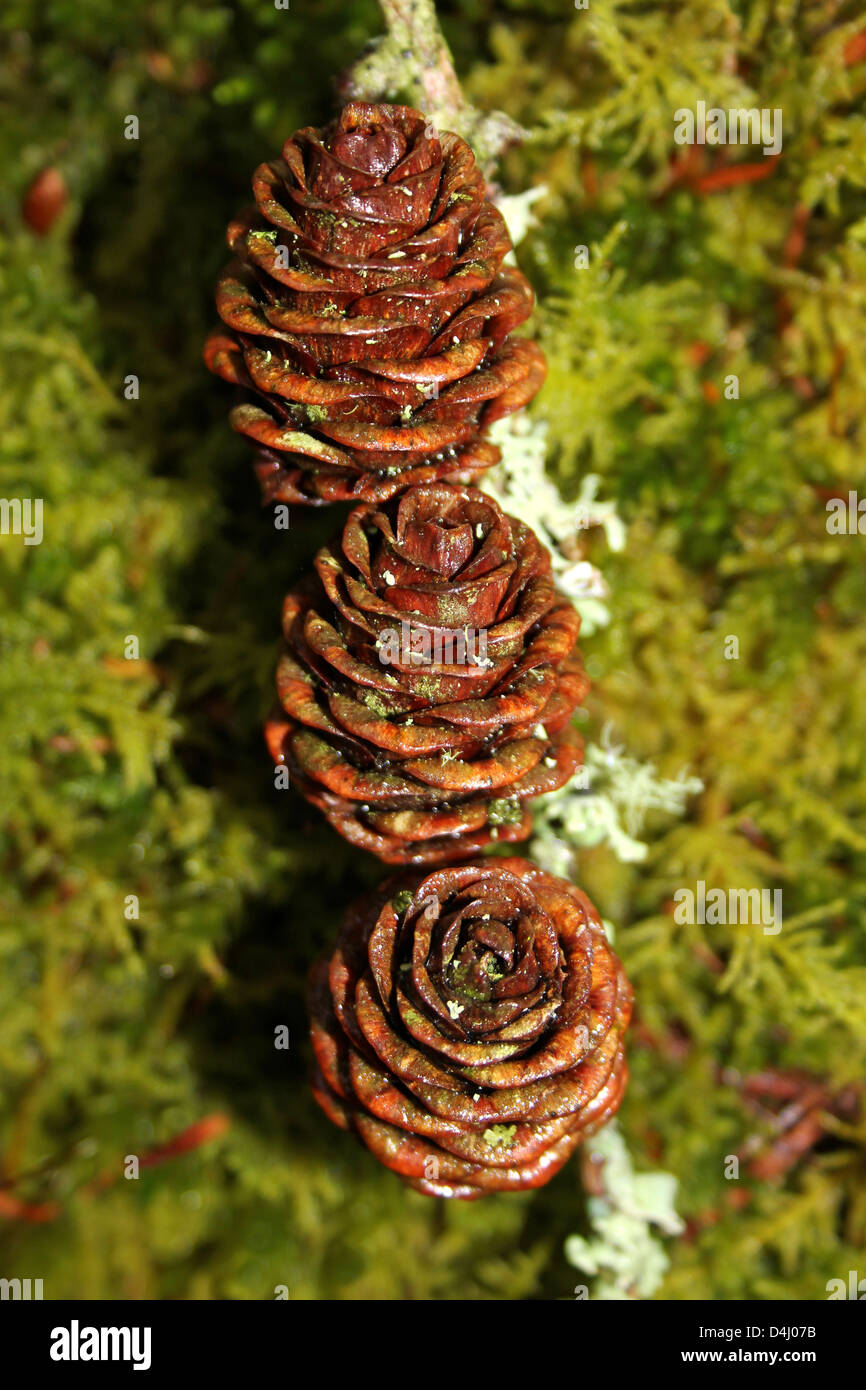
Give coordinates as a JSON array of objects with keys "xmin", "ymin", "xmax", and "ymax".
[
  {"xmin": 310, "ymin": 859, "xmax": 633, "ymax": 1197},
  {"xmin": 205, "ymin": 102, "xmax": 545, "ymax": 504},
  {"xmin": 265, "ymin": 483, "xmax": 589, "ymax": 864}
]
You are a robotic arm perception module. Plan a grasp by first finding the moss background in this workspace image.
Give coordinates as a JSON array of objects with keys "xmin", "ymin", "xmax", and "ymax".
[{"xmin": 1, "ymin": 0, "xmax": 865, "ymax": 1300}]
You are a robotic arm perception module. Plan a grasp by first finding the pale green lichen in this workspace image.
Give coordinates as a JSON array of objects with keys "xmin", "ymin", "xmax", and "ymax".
[
  {"xmin": 482, "ymin": 1124, "xmax": 517, "ymax": 1150},
  {"xmin": 487, "ymin": 797, "xmax": 523, "ymax": 827},
  {"xmin": 565, "ymin": 1124, "xmax": 684, "ymax": 1300},
  {"xmin": 483, "ymin": 414, "xmax": 625, "ymax": 637},
  {"xmin": 361, "ymin": 691, "xmax": 390, "ymax": 717},
  {"xmin": 530, "ymin": 727, "xmax": 703, "ymax": 874}
]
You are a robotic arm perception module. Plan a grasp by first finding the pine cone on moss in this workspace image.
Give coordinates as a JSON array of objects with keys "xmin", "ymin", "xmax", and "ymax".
[
  {"xmin": 309, "ymin": 858, "xmax": 632, "ymax": 1198},
  {"xmin": 265, "ymin": 483, "xmax": 588, "ymax": 864},
  {"xmin": 204, "ymin": 101, "xmax": 545, "ymax": 505}
]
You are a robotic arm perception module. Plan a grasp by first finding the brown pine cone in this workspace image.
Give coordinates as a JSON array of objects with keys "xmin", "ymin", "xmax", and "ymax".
[
  {"xmin": 265, "ymin": 483, "xmax": 589, "ymax": 864},
  {"xmin": 309, "ymin": 858, "xmax": 633, "ymax": 1198},
  {"xmin": 204, "ymin": 101, "xmax": 545, "ymax": 505}
]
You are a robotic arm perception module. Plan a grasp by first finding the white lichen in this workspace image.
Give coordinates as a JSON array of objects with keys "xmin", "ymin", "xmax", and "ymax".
[
  {"xmin": 530, "ymin": 725, "xmax": 704, "ymax": 874},
  {"xmin": 482, "ymin": 414, "xmax": 625, "ymax": 635},
  {"xmin": 565, "ymin": 1123, "xmax": 684, "ymax": 1300}
]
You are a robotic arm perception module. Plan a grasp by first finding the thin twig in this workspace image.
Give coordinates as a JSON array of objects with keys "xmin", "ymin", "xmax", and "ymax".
[{"xmin": 343, "ymin": 0, "xmax": 524, "ymax": 172}]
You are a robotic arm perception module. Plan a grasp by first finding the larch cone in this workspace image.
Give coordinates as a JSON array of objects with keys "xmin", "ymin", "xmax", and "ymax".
[
  {"xmin": 265, "ymin": 482, "xmax": 589, "ymax": 864},
  {"xmin": 309, "ymin": 858, "xmax": 633, "ymax": 1198},
  {"xmin": 204, "ymin": 102, "xmax": 545, "ymax": 504}
]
